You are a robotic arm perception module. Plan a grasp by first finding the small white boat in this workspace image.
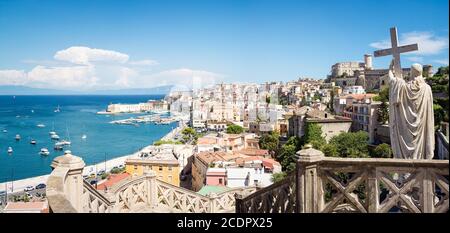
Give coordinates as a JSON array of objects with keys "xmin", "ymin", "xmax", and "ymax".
[
  {"xmin": 7, "ymin": 147, "xmax": 13, "ymax": 154},
  {"xmin": 31, "ymin": 110, "xmax": 34, "ymax": 113},
  {"xmin": 55, "ymin": 140, "xmax": 71, "ymax": 146},
  {"xmin": 81, "ymin": 134, "xmax": 87, "ymax": 140},
  {"xmin": 54, "ymin": 105, "xmax": 61, "ymax": 113},
  {"xmin": 30, "ymin": 139, "xmax": 37, "ymax": 145},
  {"xmin": 2, "ymin": 129, "xmax": 7, "ymax": 133},
  {"xmin": 49, "ymin": 131, "xmax": 56, "ymax": 135},
  {"xmin": 39, "ymin": 148, "xmax": 50, "ymax": 156},
  {"xmin": 51, "ymin": 134, "xmax": 60, "ymax": 140},
  {"xmin": 37, "ymin": 124, "xmax": 45, "ymax": 128},
  {"xmin": 54, "ymin": 145, "xmax": 63, "ymax": 151},
  {"xmin": 15, "ymin": 134, "xmax": 21, "ymax": 140}
]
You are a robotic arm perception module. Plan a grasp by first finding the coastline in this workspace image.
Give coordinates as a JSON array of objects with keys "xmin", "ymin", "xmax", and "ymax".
[{"xmin": 0, "ymin": 121, "xmax": 185, "ymax": 194}]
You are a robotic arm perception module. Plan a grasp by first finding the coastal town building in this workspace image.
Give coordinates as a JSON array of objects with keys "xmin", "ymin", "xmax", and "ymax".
[
  {"xmin": 327, "ymin": 54, "xmax": 433, "ymax": 92},
  {"xmin": 191, "ymin": 150, "xmax": 281, "ymax": 191},
  {"xmin": 125, "ymin": 145, "xmax": 182, "ymax": 186},
  {"xmin": 3, "ymin": 201, "xmax": 49, "ymax": 213},
  {"xmin": 106, "ymin": 100, "xmax": 169, "ymax": 113}
]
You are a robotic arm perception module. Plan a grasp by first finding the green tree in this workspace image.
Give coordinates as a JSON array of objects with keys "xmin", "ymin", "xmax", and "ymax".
[
  {"xmin": 226, "ymin": 124, "xmax": 244, "ymax": 134},
  {"xmin": 373, "ymin": 87, "xmax": 389, "ymax": 102},
  {"xmin": 329, "ymin": 131, "xmax": 369, "ymax": 158},
  {"xmin": 321, "ymin": 143, "xmax": 338, "ymax": 157},
  {"xmin": 371, "ymin": 143, "xmax": 392, "ymax": 158},
  {"xmin": 302, "ymin": 123, "xmax": 326, "ymax": 150},
  {"xmin": 271, "ymin": 172, "xmax": 288, "ymax": 183},
  {"xmin": 181, "ymin": 127, "xmax": 199, "ymax": 144},
  {"xmin": 377, "ymin": 100, "xmax": 389, "ymax": 124},
  {"xmin": 259, "ymin": 131, "xmax": 280, "ymax": 155},
  {"xmin": 277, "ymin": 144, "xmax": 297, "ymax": 172},
  {"xmin": 434, "ymin": 104, "xmax": 445, "ymax": 127}
]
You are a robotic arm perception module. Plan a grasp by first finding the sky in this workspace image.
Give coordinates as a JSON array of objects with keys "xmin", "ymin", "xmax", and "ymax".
[{"xmin": 0, "ymin": 0, "xmax": 448, "ymax": 91}]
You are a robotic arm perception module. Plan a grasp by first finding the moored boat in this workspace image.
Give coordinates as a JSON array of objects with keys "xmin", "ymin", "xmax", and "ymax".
[
  {"xmin": 15, "ymin": 134, "xmax": 21, "ymax": 140},
  {"xmin": 39, "ymin": 148, "xmax": 50, "ymax": 156},
  {"xmin": 30, "ymin": 139, "xmax": 37, "ymax": 145},
  {"xmin": 7, "ymin": 147, "xmax": 13, "ymax": 154}
]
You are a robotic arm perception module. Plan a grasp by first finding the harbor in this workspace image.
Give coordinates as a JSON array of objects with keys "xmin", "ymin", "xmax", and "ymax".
[{"xmin": 109, "ymin": 112, "xmax": 189, "ymax": 125}]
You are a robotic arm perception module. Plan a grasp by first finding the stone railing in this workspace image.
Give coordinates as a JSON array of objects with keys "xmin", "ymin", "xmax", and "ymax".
[
  {"xmin": 47, "ymin": 152, "xmax": 256, "ymax": 213},
  {"xmin": 46, "ymin": 151, "xmax": 112, "ymax": 213},
  {"xmin": 236, "ymin": 145, "xmax": 449, "ymax": 213},
  {"xmin": 82, "ymin": 180, "xmax": 112, "ymax": 213},
  {"xmin": 236, "ymin": 173, "xmax": 296, "ymax": 213},
  {"xmin": 110, "ymin": 172, "xmax": 257, "ymax": 213}
]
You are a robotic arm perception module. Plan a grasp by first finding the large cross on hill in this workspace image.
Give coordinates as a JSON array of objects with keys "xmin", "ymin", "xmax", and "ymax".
[{"xmin": 374, "ymin": 27, "xmax": 418, "ymax": 79}]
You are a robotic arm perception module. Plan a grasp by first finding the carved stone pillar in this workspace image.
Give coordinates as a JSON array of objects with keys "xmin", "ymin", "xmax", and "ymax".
[
  {"xmin": 50, "ymin": 150, "xmax": 86, "ymax": 212},
  {"xmin": 208, "ymin": 192, "xmax": 217, "ymax": 213},
  {"xmin": 296, "ymin": 144, "xmax": 324, "ymax": 213},
  {"xmin": 144, "ymin": 170, "xmax": 157, "ymax": 208}
]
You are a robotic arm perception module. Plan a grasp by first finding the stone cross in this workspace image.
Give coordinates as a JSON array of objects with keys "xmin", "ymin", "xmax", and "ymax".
[{"xmin": 373, "ymin": 27, "xmax": 418, "ymax": 78}]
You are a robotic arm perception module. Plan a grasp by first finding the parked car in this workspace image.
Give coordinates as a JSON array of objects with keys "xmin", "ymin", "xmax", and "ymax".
[
  {"xmin": 24, "ymin": 186, "xmax": 34, "ymax": 192},
  {"xmin": 0, "ymin": 191, "xmax": 6, "ymax": 196},
  {"xmin": 118, "ymin": 164, "xmax": 124, "ymax": 169},
  {"xmin": 35, "ymin": 183, "xmax": 46, "ymax": 189},
  {"xmin": 97, "ymin": 170, "xmax": 105, "ymax": 176},
  {"xmin": 89, "ymin": 173, "xmax": 96, "ymax": 178},
  {"xmin": 83, "ymin": 175, "xmax": 89, "ymax": 179},
  {"xmin": 90, "ymin": 180, "xmax": 97, "ymax": 185}
]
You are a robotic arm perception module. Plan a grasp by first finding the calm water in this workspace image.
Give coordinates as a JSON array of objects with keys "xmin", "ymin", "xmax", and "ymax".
[{"xmin": 0, "ymin": 95, "xmax": 175, "ymax": 181}]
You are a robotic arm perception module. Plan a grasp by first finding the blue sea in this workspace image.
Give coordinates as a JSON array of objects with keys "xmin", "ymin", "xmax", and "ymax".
[{"xmin": 0, "ymin": 95, "xmax": 176, "ymax": 182}]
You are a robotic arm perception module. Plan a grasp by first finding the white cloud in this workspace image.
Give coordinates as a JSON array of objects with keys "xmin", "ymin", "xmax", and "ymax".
[
  {"xmin": 433, "ymin": 58, "xmax": 449, "ymax": 66},
  {"xmin": 128, "ymin": 59, "xmax": 159, "ymax": 66},
  {"xmin": 54, "ymin": 46, "xmax": 129, "ymax": 65},
  {"xmin": 0, "ymin": 46, "xmax": 223, "ymax": 91},
  {"xmin": 0, "ymin": 70, "xmax": 27, "ymax": 85},
  {"xmin": 370, "ymin": 31, "xmax": 449, "ymax": 56},
  {"xmin": 27, "ymin": 65, "xmax": 97, "ymax": 89},
  {"xmin": 406, "ymin": 56, "xmax": 424, "ymax": 63}
]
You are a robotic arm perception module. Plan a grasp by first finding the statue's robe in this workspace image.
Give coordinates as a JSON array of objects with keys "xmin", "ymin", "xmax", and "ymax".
[{"xmin": 389, "ymin": 74, "xmax": 435, "ymax": 159}]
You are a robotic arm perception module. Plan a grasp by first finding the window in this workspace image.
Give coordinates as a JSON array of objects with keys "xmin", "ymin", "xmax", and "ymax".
[
  {"xmin": 159, "ymin": 166, "xmax": 163, "ymax": 171},
  {"xmin": 168, "ymin": 166, "xmax": 173, "ymax": 171},
  {"xmin": 219, "ymin": 178, "xmax": 223, "ymax": 184},
  {"xmin": 168, "ymin": 176, "xmax": 173, "ymax": 183},
  {"xmin": 134, "ymin": 165, "xmax": 138, "ymax": 170}
]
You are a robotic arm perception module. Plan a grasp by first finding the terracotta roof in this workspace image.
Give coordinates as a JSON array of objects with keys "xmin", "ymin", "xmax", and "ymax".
[
  {"xmin": 196, "ymin": 151, "xmax": 228, "ymax": 164},
  {"xmin": 197, "ymin": 137, "xmax": 218, "ymax": 145},
  {"xmin": 340, "ymin": 93, "xmax": 377, "ymax": 100},
  {"xmin": 236, "ymin": 148, "xmax": 269, "ymax": 157},
  {"xmin": 4, "ymin": 201, "xmax": 48, "ymax": 212},
  {"xmin": 96, "ymin": 173, "xmax": 130, "ymax": 191}
]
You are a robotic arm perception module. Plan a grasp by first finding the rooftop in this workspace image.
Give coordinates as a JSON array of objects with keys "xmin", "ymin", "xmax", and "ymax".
[{"xmin": 197, "ymin": 185, "xmax": 230, "ymax": 196}]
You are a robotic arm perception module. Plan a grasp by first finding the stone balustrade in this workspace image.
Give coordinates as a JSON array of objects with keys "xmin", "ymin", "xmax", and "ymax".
[
  {"xmin": 46, "ymin": 152, "xmax": 255, "ymax": 213},
  {"xmin": 236, "ymin": 145, "xmax": 449, "ymax": 213}
]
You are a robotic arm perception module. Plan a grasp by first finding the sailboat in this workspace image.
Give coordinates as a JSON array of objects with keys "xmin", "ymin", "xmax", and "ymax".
[
  {"xmin": 56, "ymin": 124, "xmax": 71, "ymax": 146},
  {"xmin": 54, "ymin": 105, "xmax": 61, "ymax": 113},
  {"xmin": 81, "ymin": 134, "xmax": 87, "ymax": 140},
  {"xmin": 49, "ymin": 122, "xmax": 57, "ymax": 136}
]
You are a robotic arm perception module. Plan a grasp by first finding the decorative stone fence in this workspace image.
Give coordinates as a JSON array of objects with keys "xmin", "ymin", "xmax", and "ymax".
[
  {"xmin": 236, "ymin": 145, "xmax": 449, "ymax": 213},
  {"xmin": 46, "ymin": 151, "xmax": 256, "ymax": 213}
]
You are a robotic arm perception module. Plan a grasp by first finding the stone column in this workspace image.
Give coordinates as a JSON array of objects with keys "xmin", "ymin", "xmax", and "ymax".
[
  {"xmin": 296, "ymin": 144, "xmax": 324, "ymax": 213},
  {"xmin": 208, "ymin": 192, "xmax": 217, "ymax": 213},
  {"xmin": 50, "ymin": 150, "xmax": 86, "ymax": 212},
  {"xmin": 144, "ymin": 170, "xmax": 157, "ymax": 208}
]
